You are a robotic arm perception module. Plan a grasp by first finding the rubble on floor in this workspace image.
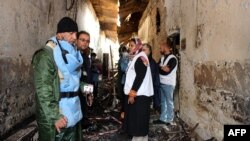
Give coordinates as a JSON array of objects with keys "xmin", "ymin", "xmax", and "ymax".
[
  {"xmin": 82, "ymin": 103, "xmax": 199, "ymax": 141},
  {"xmin": 3, "ymin": 79, "xmax": 204, "ymax": 141},
  {"xmin": 82, "ymin": 84, "xmax": 200, "ymax": 141}
]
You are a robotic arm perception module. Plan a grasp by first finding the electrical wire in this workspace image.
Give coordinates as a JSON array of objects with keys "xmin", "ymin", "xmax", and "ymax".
[{"xmin": 66, "ymin": 0, "xmax": 75, "ymax": 11}]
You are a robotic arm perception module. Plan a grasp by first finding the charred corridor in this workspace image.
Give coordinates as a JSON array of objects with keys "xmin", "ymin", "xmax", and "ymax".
[{"xmin": 1, "ymin": 0, "xmax": 250, "ymax": 141}]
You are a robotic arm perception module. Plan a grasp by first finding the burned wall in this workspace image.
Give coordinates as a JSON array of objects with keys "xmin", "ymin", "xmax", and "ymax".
[
  {"xmin": 0, "ymin": 0, "xmax": 72, "ymax": 137},
  {"xmin": 0, "ymin": 0, "xmax": 118, "ymax": 137},
  {"xmin": 194, "ymin": 61, "xmax": 250, "ymax": 123},
  {"xmin": 168, "ymin": 0, "xmax": 250, "ymax": 140},
  {"xmin": 179, "ymin": 0, "xmax": 250, "ymax": 140},
  {"xmin": 138, "ymin": 0, "xmax": 167, "ymax": 61},
  {"xmin": 139, "ymin": 0, "xmax": 250, "ymax": 140}
]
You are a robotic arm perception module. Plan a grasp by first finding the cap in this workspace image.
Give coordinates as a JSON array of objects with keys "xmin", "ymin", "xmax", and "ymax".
[{"xmin": 57, "ymin": 17, "xmax": 78, "ymax": 33}]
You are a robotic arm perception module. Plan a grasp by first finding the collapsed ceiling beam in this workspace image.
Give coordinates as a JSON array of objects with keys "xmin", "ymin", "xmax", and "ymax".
[{"xmin": 119, "ymin": 0, "xmax": 148, "ymax": 18}]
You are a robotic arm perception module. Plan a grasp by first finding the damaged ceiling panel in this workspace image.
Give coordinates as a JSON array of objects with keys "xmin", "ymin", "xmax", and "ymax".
[
  {"xmin": 90, "ymin": 0, "xmax": 119, "ymax": 41},
  {"xmin": 90, "ymin": 0, "xmax": 149, "ymax": 43},
  {"xmin": 118, "ymin": 0, "xmax": 149, "ymax": 44}
]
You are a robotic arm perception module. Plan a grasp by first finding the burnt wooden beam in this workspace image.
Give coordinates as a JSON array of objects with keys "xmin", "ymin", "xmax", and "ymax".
[
  {"xmin": 100, "ymin": 22, "xmax": 117, "ymax": 31},
  {"xmin": 117, "ymin": 0, "xmax": 149, "ymax": 43},
  {"xmin": 119, "ymin": 0, "xmax": 148, "ymax": 18},
  {"xmin": 99, "ymin": 16, "xmax": 117, "ymax": 23}
]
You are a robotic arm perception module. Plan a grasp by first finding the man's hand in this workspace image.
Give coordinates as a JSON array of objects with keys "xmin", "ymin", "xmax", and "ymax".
[
  {"xmin": 161, "ymin": 66, "xmax": 170, "ymax": 72},
  {"xmin": 86, "ymin": 93, "xmax": 94, "ymax": 106},
  {"xmin": 128, "ymin": 96, "xmax": 135, "ymax": 104},
  {"xmin": 55, "ymin": 117, "xmax": 67, "ymax": 133}
]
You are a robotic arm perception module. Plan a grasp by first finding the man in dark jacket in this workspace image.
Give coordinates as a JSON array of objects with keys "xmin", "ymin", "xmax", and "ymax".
[
  {"xmin": 32, "ymin": 17, "xmax": 82, "ymax": 141},
  {"xmin": 76, "ymin": 31, "xmax": 93, "ymax": 128},
  {"xmin": 76, "ymin": 31, "xmax": 92, "ymax": 83}
]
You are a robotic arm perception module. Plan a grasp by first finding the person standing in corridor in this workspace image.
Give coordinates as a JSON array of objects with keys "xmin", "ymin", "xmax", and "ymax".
[
  {"xmin": 153, "ymin": 37, "xmax": 178, "ymax": 125},
  {"xmin": 142, "ymin": 43, "xmax": 161, "ymax": 114},
  {"xmin": 76, "ymin": 30, "xmax": 94, "ymax": 129},
  {"xmin": 32, "ymin": 17, "xmax": 82, "ymax": 141},
  {"xmin": 76, "ymin": 31, "xmax": 92, "ymax": 84},
  {"xmin": 123, "ymin": 38, "xmax": 153, "ymax": 141},
  {"xmin": 117, "ymin": 45, "xmax": 129, "ymax": 120}
]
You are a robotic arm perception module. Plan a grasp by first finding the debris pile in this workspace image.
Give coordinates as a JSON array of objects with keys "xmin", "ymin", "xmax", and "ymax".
[
  {"xmin": 82, "ymin": 114, "xmax": 124, "ymax": 141},
  {"xmin": 81, "ymin": 78, "xmax": 201, "ymax": 141}
]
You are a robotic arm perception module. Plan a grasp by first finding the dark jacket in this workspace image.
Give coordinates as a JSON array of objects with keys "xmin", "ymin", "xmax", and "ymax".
[
  {"xmin": 149, "ymin": 56, "xmax": 160, "ymax": 108},
  {"xmin": 80, "ymin": 53, "xmax": 92, "ymax": 83}
]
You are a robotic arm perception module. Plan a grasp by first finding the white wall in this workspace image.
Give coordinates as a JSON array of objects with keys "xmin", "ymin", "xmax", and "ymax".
[
  {"xmin": 76, "ymin": 0, "xmax": 119, "ymax": 68},
  {"xmin": 77, "ymin": 0, "xmax": 101, "ymax": 52}
]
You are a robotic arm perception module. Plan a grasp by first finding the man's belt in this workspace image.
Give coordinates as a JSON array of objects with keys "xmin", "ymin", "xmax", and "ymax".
[{"xmin": 60, "ymin": 92, "xmax": 78, "ymax": 98}]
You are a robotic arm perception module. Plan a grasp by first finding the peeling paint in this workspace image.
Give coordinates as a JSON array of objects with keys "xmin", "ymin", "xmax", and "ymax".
[
  {"xmin": 195, "ymin": 61, "xmax": 250, "ymax": 96},
  {"xmin": 194, "ymin": 60, "xmax": 250, "ymax": 128}
]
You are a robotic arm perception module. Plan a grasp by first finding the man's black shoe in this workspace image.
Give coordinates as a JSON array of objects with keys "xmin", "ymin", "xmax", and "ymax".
[
  {"xmin": 153, "ymin": 119, "xmax": 166, "ymax": 124},
  {"xmin": 165, "ymin": 122, "xmax": 171, "ymax": 126},
  {"xmin": 118, "ymin": 128, "xmax": 126, "ymax": 135}
]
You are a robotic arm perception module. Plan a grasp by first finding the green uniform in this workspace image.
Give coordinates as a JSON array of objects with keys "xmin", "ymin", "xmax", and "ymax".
[{"xmin": 32, "ymin": 44, "xmax": 82, "ymax": 141}]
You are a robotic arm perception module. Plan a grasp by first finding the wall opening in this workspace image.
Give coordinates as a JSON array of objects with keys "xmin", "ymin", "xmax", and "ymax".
[
  {"xmin": 168, "ymin": 32, "xmax": 181, "ymax": 112},
  {"xmin": 156, "ymin": 8, "xmax": 161, "ymax": 34}
]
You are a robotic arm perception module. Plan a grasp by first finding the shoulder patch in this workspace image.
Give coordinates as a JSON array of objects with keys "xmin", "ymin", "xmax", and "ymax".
[{"xmin": 46, "ymin": 40, "xmax": 57, "ymax": 49}]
